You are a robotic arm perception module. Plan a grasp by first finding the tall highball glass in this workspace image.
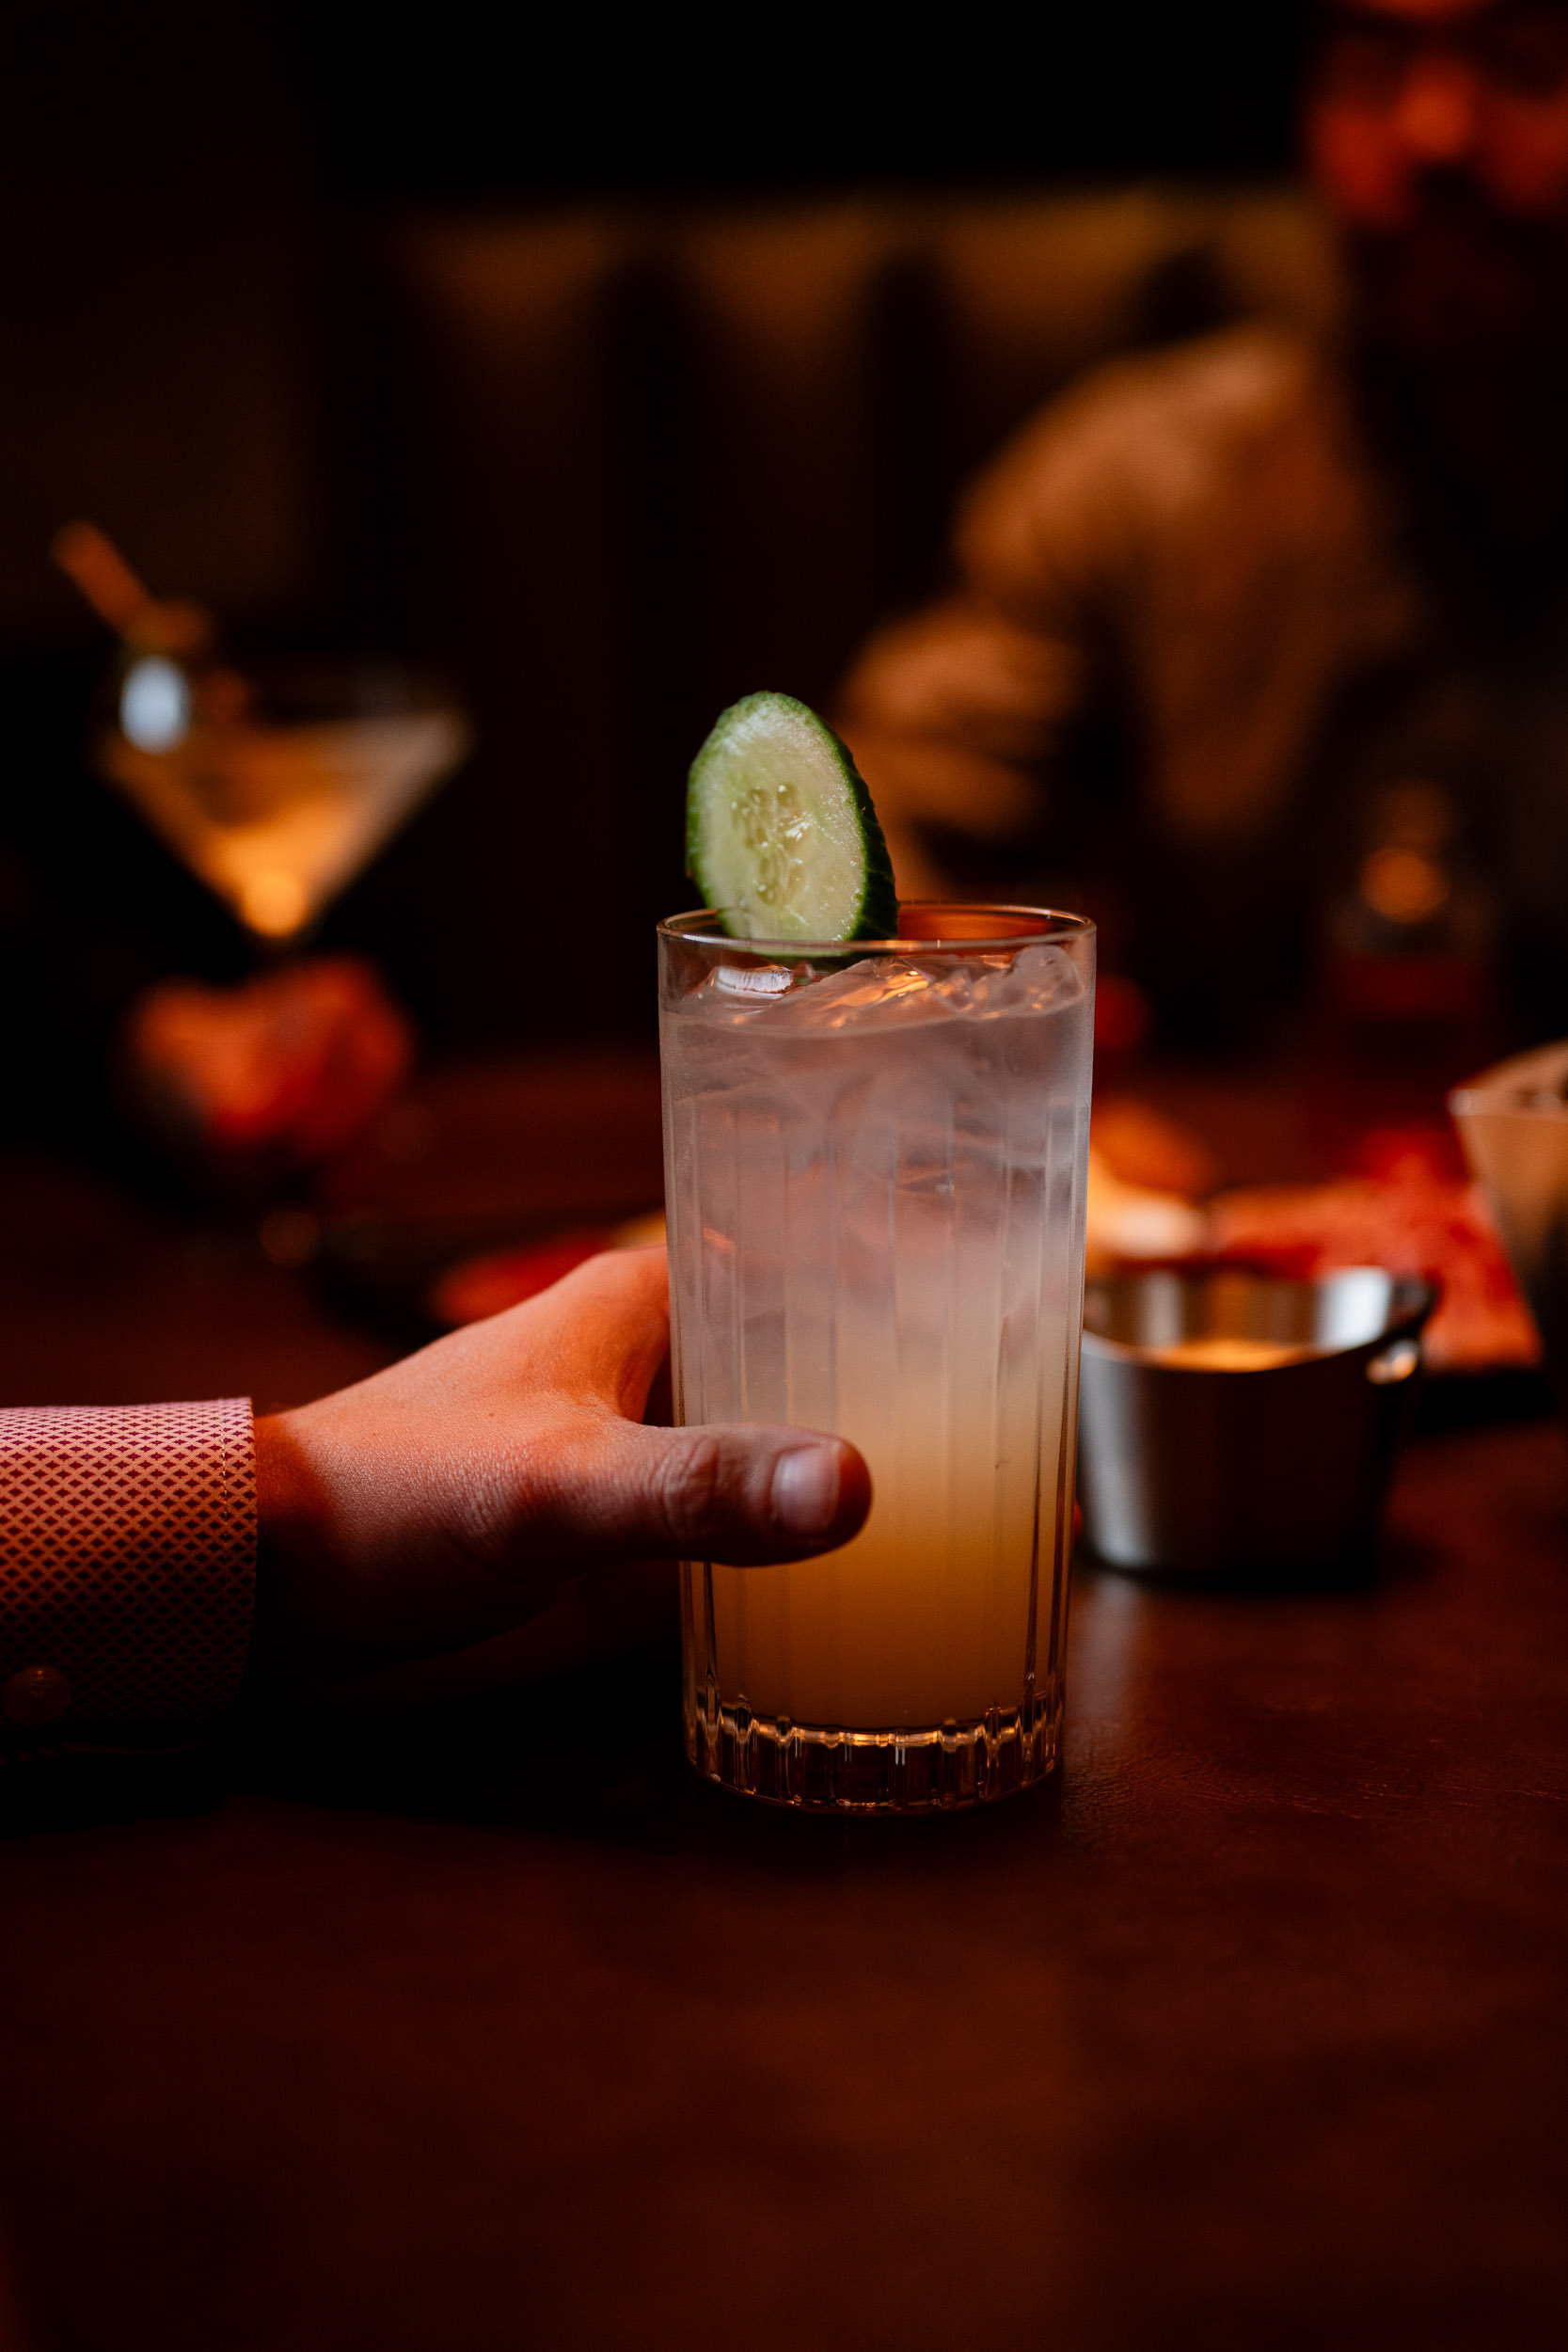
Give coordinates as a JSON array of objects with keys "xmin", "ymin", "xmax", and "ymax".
[{"xmin": 658, "ymin": 905, "xmax": 1095, "ymax": 1812}]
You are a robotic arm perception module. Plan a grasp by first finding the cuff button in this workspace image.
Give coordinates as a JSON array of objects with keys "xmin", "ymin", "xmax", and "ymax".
[{"xmin": 3, "ymin": 1666, "xmax": 71, "ymax": 1725}]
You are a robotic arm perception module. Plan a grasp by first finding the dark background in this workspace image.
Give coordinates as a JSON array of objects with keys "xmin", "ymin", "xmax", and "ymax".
[
  {"xmin": 1, "ymin": 0, "xmax": 1307, "ymax": 655},
  {"xmin": 292, "ymin": 4, "xmax": 1303, "ymax": 206},
  {"xmin": 0, "ymin": 2, "xmax": 1307, "ymax": 1081}
]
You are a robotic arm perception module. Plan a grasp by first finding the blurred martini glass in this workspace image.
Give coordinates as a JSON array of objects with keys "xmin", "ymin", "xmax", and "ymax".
[{"xmin": 55, "ymin": 522, "xmax": 470, "ymax": 945}]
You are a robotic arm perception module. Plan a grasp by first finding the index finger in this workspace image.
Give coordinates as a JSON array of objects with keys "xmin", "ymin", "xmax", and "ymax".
[{"xmin": 501, "ymin": 1245, "xmax": 672, "ymax": 1416}]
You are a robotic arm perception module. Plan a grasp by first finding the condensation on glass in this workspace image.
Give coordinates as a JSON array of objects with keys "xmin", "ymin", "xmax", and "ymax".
[{"xmin": 658, "ymin": 905, "xmax": 1096, "ymax": 1812}]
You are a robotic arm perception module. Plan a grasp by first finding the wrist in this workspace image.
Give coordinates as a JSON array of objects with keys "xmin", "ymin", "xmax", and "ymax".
[{"xmin": 250, "ymin": 1409, "xmax": 332, "ymax": 1685}]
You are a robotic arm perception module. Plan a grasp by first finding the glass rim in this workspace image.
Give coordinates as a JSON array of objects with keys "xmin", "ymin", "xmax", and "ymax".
[{"xmin": 659, "ymin": 901, "xmax": 1096, "ymax": 955}]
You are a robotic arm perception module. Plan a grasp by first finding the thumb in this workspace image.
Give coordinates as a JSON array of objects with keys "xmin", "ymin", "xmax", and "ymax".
[{"xmin": 523, "ymin": 1414, "xmax": 872, "ymax": 1569}]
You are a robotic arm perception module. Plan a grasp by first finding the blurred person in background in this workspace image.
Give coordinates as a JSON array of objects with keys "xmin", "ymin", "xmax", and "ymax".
[{"xmin": 839, "ymin": 0, "xmax": 1568, "ymax": 1049}]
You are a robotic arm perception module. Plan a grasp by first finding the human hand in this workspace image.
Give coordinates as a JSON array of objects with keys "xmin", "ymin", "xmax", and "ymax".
[{"xmin": 251, "ymin": 1247, "xmax": 870, "ymax": 1700}]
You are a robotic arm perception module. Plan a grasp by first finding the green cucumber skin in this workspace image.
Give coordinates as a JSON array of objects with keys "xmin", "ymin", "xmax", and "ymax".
[
  {"xmin": 839, "ymin": 729, "xmax": 899, "ymax": 941},
  {"xmin": 685, "ymin": 690, "xmax": 899, "ymax": 943}
]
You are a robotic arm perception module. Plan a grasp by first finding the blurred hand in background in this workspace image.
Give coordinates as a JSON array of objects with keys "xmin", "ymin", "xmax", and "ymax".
[{"xmin": 123, "ymin": 955, "xmax": 413, "ymax": 1184}]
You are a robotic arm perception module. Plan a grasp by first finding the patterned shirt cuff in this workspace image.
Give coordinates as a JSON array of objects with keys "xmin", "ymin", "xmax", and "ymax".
[{"xmin": 0, "ymin": 1400, "xmax": 256, "ymax": 1753}]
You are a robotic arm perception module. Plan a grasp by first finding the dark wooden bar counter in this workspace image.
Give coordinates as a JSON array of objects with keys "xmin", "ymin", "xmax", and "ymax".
[{"xmin": 2, "ymin": 1065, "xmax": 1566, "ymax": 2351}]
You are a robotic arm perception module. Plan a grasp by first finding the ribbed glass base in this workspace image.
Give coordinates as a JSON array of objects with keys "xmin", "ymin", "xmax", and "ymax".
[{"xmin": 683, "ymin": 1686, "xmax": 1063, "ymax": 1812}]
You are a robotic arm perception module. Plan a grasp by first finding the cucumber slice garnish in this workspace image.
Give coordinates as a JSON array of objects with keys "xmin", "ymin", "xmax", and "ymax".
[{"xmin": 685, "ymin": 690, "xmax": 899, "ymax": 942}]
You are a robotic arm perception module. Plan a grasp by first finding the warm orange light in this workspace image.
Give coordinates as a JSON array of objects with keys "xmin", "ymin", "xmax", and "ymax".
[
  {"xmin": 1359, "ymin": 845, "xmax": 1449, "ymax": 926},
  {"xmin": 240, "ymin": 869, "xmax": 309, "ymax": 937},
  {"xmin": 896, "ymin": 902, "xmax": 1049, "ymax": 941}
]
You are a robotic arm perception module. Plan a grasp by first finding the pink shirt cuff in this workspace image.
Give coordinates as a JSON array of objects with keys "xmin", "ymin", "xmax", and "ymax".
[{"xmin": 0, "ymin": 1401, "xmax": 256, "ymax": 1752}]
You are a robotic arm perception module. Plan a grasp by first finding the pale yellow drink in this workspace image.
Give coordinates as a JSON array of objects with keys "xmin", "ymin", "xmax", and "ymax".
[
  {"xmin": 659, "ymin": 913, "xmax": 1095, "ymax": 1811},
  {"xmin": 703, "ymin": 1483, "xmax": 1041, "ymax": 1733}
]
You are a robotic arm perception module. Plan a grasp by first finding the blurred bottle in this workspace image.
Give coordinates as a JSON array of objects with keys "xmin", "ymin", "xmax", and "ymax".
[{"xmin": 1314, "ymin": 779, "xmax": 1497, "ymax": 1173}]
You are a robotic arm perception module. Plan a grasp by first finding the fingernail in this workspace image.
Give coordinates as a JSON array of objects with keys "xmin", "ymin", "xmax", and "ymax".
[{"xmin": 771, "ymin": 1445, "xmax": 842, "ymax": 1537}]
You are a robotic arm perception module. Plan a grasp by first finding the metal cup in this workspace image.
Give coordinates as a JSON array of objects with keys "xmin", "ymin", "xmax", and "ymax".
[{"xmin": 1078, "ymin": 1266, "xmax": 1435, "ymax": 1577}]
